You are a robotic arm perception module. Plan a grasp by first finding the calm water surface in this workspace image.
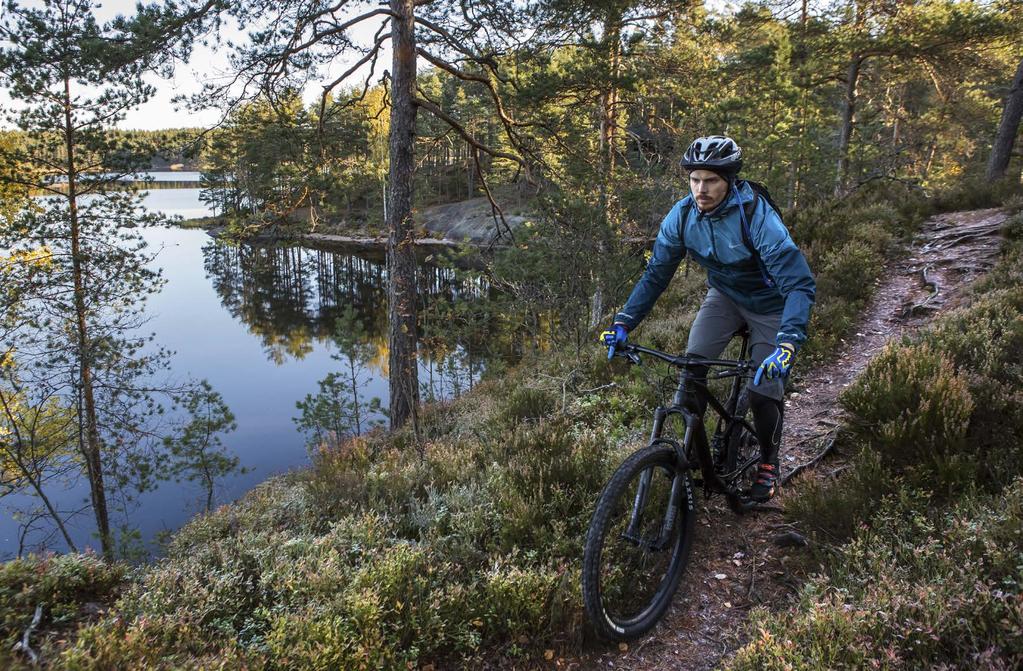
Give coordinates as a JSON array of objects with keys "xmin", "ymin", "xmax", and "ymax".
[{"xmin": 0, "ymin": 188, "xmax": 489, "ymax": 557}]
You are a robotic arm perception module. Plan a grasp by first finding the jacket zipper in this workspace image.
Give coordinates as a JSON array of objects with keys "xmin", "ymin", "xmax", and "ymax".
[{"xmin": 703, "ymin": 214, "xmax": 718, "ymax": 260}]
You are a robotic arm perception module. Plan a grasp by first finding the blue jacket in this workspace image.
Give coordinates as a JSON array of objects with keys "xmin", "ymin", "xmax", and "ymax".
[{"xmin": 614, "ymin": 181, "xmax": 816, "ymax": 347}]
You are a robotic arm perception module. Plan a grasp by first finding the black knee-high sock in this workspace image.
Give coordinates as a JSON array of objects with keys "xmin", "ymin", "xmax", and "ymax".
[{"xmin": 750, "ymin": 392, "xmax": 783, "ymax": 465}]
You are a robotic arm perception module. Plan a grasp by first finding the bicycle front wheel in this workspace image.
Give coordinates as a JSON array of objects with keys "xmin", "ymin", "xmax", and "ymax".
[{"xmin": 582, "ymin": 444, "xmax": 696, "ymax": 641}]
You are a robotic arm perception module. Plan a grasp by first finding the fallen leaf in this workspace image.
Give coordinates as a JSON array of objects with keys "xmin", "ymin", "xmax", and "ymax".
[
  {"xmin": 544, "ymin": 649, "xmax": 555, "ymax": 660},
  {"xmin": 618, "ymin": 642, "xmax": 629, "ymax": 652}
]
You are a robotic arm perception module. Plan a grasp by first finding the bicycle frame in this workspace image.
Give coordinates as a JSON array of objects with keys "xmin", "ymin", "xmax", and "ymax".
[{"xmin": 616, "ymin": 338, "xmax": 756, "ymax": 543}]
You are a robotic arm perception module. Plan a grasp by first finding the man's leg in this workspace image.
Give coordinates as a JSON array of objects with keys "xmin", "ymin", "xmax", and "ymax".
[
  {"xmin": 685, "ymin": 288, "xmax": 745, "ymax": 415},
  {"xmin": 740, "ymin": 308, "xmax": 786, "ymax": 501}
]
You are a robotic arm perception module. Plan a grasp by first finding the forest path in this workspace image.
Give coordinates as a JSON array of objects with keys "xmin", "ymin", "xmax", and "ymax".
[{"xmin": 565, "ymin": 206, "xmax": 1009, "ymax": 671}]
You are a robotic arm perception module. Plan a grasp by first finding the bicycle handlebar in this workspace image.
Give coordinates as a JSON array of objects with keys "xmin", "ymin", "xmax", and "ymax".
[{"xmin": 607, "ymin": 342, "xmax": 754, "ymax": 375}]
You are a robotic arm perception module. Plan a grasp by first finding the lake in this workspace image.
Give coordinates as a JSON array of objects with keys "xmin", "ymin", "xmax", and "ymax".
[{"xmin": 0, "ymin": 188, "xmax": 498, "ymax": 558}]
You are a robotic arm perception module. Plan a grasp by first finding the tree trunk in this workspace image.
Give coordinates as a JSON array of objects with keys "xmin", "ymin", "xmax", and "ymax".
[
  {"xmin": 64, "ymin": 74, "xmax": 112, "ymax": 559},
  {"xmin": 835, "ymin": 55, "xmax": 864, "ymax": 195},
  {"xmin": 387, "ymin": 0, "xmax": 420, "ymax": 433},
  {"xmin": 599, "ymin": 19, "xmax": 622, "ymax": 175},
  {"xmin": 591, "ymin": 15, "xmax": 623, "ymax": 329},
  {"xmin": 987, "ymin": 56, "xmax": 1023, "ymax": 182}
]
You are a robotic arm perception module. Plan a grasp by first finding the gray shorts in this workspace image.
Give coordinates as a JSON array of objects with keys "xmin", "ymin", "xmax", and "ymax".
[{"xmin": 687, "ymin": 288, "xmax": 785, "ymax": 401}]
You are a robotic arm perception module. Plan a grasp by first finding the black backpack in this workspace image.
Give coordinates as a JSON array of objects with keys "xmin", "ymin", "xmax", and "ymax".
[{"xmin": 679, "ymin": 179, "xmax": 781, "ymax": 288}]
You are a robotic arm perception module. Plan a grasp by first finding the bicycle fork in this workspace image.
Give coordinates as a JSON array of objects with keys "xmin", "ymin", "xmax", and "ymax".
[{"xmin": 623, "ymin": 408, "xmax": 694, "ymax": 551}]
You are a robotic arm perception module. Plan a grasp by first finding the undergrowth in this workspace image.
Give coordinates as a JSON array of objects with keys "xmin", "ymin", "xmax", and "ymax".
[
  {"xmin": 728, "ymin": 209, "xmax": 1023, "ymax": 670},
  {"xmin": 2, "ymin": 184, "xmax": 1021, "ymax": 669}
]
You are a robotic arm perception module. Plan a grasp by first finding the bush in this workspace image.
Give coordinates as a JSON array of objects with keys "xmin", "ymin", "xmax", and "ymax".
[
  {"xmin": 753, "ymin": 226, "xmax": 1023, "ymax": 669},
  {"xmin": 499, "ymin": 386, "xmax": 556, "ymax": 425},
  {"xmin": 0, "ymin": 553, "xmax": 125, "ymax": 649},
  {"xmin": 727, "ymin": 479, "xmax": 1023, "ymax": 671},
  {"xmin": 840, "ymin": 342, "xmax": 974, "ymax": 491},
  {"xmin": 785, "ymin": 448, "xmax": 893, "ymax": 542}
]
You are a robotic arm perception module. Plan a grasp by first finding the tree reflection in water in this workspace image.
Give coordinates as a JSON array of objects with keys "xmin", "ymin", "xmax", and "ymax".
[{"xmin": 201, "ymin": 239, "xmax": 506, "ymax": 401}]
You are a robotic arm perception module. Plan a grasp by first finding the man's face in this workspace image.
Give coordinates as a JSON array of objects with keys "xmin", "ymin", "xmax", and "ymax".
[{"xmin": 689, "ymin": 169, "xmax": 728, "ymax": 212}]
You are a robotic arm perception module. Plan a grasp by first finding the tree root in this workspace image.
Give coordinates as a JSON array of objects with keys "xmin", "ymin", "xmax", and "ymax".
[
  {"xmin": 921, "ymin": 220, "xmax": 1004, "ymax": 250},
  {"xmin": 781, "ymin": 429, "xmax": 840, "ymax": 486},
  {"xmin": 901, "ymin": 264, "xmax": 941, "ymax": 317},
  {"xmin": 12, "ymin": 604, "xmax": 43, "ymax": 665}
]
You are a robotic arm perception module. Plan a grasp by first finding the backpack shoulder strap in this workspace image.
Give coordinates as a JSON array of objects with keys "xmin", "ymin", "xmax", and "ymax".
[
  {"xmin": 678, "ymin": 195, "xmax": 692, "ymax": 277},
  {"xmin": 735, "ymin": 182, "xmax": 776, "ymax": 289}
]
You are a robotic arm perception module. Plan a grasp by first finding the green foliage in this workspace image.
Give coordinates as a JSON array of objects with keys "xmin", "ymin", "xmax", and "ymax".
[
  {"xmin": 792, "ymin": 233, "xmax": 1023, "ymax": 541},
  {"xmin": 0, "ymin": 553, "xmax": 125, "ymax": 662},
  {"xmin": 294, "ymin": 309, "xmax": 384, "ymax": 448},
  {"xmin": 728, "ymin": 478, "xmax": 1023, "ymax": 670},
  {"xmin": 161, "ymin": 380, "xmax": 242, "ymax": 513},
  {"xmin": 841, "ymin": 342, "xmax": 974, "ymax": 484},
  {"xmin": 49, "ymin": 418, "xmax": 604, "ymax": 668},
  {"xmin": 498, "ymin": 386, "xmax": 555, "ymax": 425},
  {"xmin": 769, "ymin": 228, "xmax": 1023, "ymax": 668},
  {"xmin": 786, "ymin": 448, "xmax": 893, "ymax": 542}
]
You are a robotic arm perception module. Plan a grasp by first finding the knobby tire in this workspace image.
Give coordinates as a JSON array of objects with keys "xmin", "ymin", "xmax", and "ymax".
[
  {"xmin": 582, "ymin": 444, "xmax": 695, "ymax": 641},
  {"xmin": 724, "ymin": 389, "xmax": 760, "ymax": 514}
]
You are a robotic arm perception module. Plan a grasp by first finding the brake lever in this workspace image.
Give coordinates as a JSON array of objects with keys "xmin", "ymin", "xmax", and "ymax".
[{"xmin": 607, "ymin": 347, "xmax": 642, "ymax": 365}]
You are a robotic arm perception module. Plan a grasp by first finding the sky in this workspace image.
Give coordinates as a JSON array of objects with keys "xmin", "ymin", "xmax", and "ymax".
[
  {"xmin": 2, "ymin": 0, "xmax": 739, "ymax": 131},
  {"xmin": 104, "ymin": 0, "xmax": 392, "ymax": 130},
  {"xmin": 1, "ymin": 0, "xmax": 392, "ymax": 130}
]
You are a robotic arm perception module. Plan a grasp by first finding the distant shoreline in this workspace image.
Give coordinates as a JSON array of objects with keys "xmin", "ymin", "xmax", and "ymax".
[{"xmin": 177, "ymin": 215, "xmax": 486, "ymax": 250}]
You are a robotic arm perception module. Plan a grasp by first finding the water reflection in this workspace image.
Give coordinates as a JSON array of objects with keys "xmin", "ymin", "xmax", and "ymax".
[{"xmin": 201, "ymin": 238, "xmax": 497, "ymax": 378}]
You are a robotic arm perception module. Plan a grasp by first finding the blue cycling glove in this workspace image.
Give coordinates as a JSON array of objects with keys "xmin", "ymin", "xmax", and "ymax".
[
  {"xmin": 601, "ymin": 323, "xmax": 628, "ymax": 360},
  {"xmin": 754, "ymin": 343, "xmax": 795, "ymax": 385}
]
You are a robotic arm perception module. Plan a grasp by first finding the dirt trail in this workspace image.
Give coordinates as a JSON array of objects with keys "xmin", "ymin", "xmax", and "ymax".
[{"xmin": 565, "ymin": 207, "xmax": 1009, "ymax": 671}]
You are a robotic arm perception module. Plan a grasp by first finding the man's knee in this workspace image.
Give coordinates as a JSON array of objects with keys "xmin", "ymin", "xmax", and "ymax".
[
  {"xmin": 682, "ymin": 361, "xmax": 709, "ymax": 415},
  {"xmin": 748, "ymin": 387, "xmax": 781, "ymax": 413}
]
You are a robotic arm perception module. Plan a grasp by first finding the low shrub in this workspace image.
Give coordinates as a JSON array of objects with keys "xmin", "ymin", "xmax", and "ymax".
[
  {"xmin": 0, "ymin": 553, "xmax": 126, "ymax": 650},
  {"xmin": 499, "ymin": 386, "xmax": 556, "ymax": 425},
  {"xmin": 785, "ymin": 447, "xmax": 892, "ymax": 542},
  {"xmin": 753, "ymin": 216, "xmax": 1023, "ymax": 669},
  {"xmin": 841, "ymin": 342, "xmax": 975, "ymax": 491},
  {"xmin": 727, "ymin": 478, "xmax": 1023, "ymax": 670}
]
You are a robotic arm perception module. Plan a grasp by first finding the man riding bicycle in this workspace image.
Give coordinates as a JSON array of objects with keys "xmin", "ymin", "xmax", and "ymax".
[{"xmin": 603, "ymin": 135, "xmax": 815, "ymax": 502}]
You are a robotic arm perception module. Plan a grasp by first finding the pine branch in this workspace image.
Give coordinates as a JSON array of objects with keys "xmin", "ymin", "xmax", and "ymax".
[{"xmin": 413, "ymin": 91, "xmax": 533, "ymax": 183}]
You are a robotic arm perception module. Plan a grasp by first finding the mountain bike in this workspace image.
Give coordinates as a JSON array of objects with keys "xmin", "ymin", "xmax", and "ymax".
[{"xmin": 582, "ymin": 330, "xmax": 761, "ymax": 641}]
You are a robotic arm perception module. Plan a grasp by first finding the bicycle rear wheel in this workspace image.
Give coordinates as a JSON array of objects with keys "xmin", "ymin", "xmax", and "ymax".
[
  {"xmin": 582, "ymin": 444, "xmax": 695, "ymax": 641},
  {"xmin": 724, "ymin": 389, "xmax": 761, "ymax": 513}
]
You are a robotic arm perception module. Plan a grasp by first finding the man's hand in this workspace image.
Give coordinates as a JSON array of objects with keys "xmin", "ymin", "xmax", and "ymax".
[
  {"xmin": 601, "ymin": 323, "xmax": 628, "ymax": 360},
  {"xmin": 754, "ymin": 343, "xmax": 795, "ymax": 385}
]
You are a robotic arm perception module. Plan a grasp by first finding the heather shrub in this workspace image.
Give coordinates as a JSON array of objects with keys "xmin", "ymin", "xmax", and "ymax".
[
  {"xmin": 840, "ymin": 342, "xmax": 974, "ymax": 490},
  {"xmin": 727, "ymin": 478, "xmax": 1023, "ymax": 671},
  {"xmin": 499, "ymin": 385, "xmax": 556, "ymax": 425},
  {"xmin": 0, "ymin": 553, "xmax": 126, "ymax": 661},
  {"xmin": 487, "ymin": 419, "xmax": 615, "ymax": 557},
  {"xmin": 929, "ymin": 177, "xmax": 1023, "ymax": 212},
  {"xmin": 753, "ymin": 227, "xmax": 1023, "ymax": 669},
  {"xmin": 785, "ymin": 448, "xmax": 893, "ymax": 542}
]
